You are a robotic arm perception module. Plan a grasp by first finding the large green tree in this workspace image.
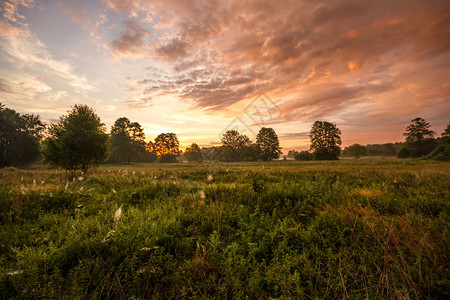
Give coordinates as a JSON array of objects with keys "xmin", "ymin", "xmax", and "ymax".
[
  {"xmin": 154, "ymin": 133, "xmax": 180, "ymax": 163},
  {"xmin": 0, "ymin": 103, "xmax": 44, "ymax": 167},
  {"xmin": 109, "ymin": 117, "xmax": 146, "ymax": 164},
  {"xmin": 256, "ymin": 127, "xmax": 282, "ymax": 161},
  {"xmin": 309, "ymin": 121, "xmax": 342, "ymax": 160},
  {"xmin": 42, "ymin": 105, "xmax": 109, "ymax": 173},
  {"xmin": 403, "ymin": 117, "xmax": 435, "ymax": 157}
]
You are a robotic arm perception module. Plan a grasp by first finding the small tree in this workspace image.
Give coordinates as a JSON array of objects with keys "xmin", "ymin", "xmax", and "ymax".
[
  {"xmin": 256, "ymin": 127, "xmax": 282, "ymax": 161},
  {"xmin": 0, "ymin": 103, "xmax": 44, "ymax": 167},
  {"xmin": 42, "ymin": 104, "xmax": 109, "ymax": 173},
  {"xmin": 154, "ymin": 133, "xmax": 180, "ymax": 163},
  {"xmin": 310, "ymin": 121, "xmax": 342, "ymax": 160},
  {"xmin": 185, "ymin": 143, "xmax": 202, "ymax": 162},
  {"xmin": 403, "ymin": 117, "xmax": 435, "ymax": 157}
]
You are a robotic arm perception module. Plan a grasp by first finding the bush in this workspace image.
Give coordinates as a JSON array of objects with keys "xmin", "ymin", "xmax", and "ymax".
[
  {"xmin": 397, "ymin": 146, "xmax": 410, "ymax": 158},
  {"xmin": 294, "ymin": 151, "xmax": 313, "ymax": 161},
  {"xmin": 427, "ymin": 143, "xmax": 450, "ymax": 161}
]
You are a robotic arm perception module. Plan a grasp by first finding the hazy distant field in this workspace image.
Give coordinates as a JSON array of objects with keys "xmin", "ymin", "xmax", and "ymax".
[{"xmin": 1, "ymin": 158, "xmax": 449, "ymax": 299}]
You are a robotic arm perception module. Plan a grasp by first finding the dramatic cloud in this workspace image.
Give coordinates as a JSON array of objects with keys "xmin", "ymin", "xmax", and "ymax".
[
  {"xmin": 1, "ymin": 0, "xmax": 449, "ymax": 149},
  {"xmin": 110, "ymin": 20, "xmax": 150, "ymax": 57},
  {"xmin": 109, "ymin": 0, "xmax": 449, "ymax": 143}
]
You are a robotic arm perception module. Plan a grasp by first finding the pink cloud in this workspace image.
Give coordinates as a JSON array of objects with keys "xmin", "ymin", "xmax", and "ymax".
[{"xmin": 102, "ymin": 0, "xmax": 449, "ymax": 139}]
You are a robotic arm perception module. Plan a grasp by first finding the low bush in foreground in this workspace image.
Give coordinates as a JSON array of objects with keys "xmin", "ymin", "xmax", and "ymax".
[{"xmin": 0, "ymin": 159, "xmax": 449, "ymax": 299}]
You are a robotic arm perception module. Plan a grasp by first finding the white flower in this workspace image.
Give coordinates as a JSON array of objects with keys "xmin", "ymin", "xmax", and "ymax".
[
  {"xmin": 114, "ymin": 205, "xmax": 123, "ymax": 223},
  {"xmin": 199, "ymin": 190, "xmax": 206, "ymax": 199},
  {"xmin": 7, "ymin": 270, "xmax": 23, "ymax": 275},
  {"xmin": 207, "ymin": 174, "xmax": 213, "ymax": 182},
  {"xmin": 78, "ymin": 176, "xmax": 84, "ymax": 182},
  {"xmin": 112, "ymin": 188, "xmax": 116, "ymax": 194}
]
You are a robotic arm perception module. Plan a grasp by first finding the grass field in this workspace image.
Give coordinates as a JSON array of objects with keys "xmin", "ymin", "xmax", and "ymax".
[{"xmin": 1, "ymin": 158, "xmax": 449, "ymax": 299}]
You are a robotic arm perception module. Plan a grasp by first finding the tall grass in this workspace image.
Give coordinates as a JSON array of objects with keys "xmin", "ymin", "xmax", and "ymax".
[{"xmin": 0, "ymin": 159, "xmax": 449, "ymax": 298}]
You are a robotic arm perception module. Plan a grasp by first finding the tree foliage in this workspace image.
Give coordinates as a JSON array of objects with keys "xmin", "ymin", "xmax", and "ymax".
[
  {"xmin": 343, "ymin": 143, "xmax": 368, "ymax": 158},
  {"xmin": 184, "ymin": 143, "xmax": 202, "ymax": 162},
  {"xmin": 309, "ymin": 121, "xmax": 342, "ymax": 160},
  {"xmin": 294, "ymin": 151, "xmax": 313, "ymax": 161},
  {"xmin": 403, "ymin": 117, "xmax": 435, "ymax": 157},
  {"xmin": 220, "ymin": 130, "xmax": 252, "ymax": 161},
  {"xmin": 154, "ymin": 133, "xmax": 180, "ymax": 163},
  {"xmin": 221, "ymin": 130, "xmax": 251, "ymax": 152},
  {"xmin": 0, "ymin": 103, "xmax": 44, "ymax": 167},
  {"xmin": 42, "ymin": 105, "xmax": 109, "ymax": 172},
  {"xmin": 256, "ymin": 127, "xmax": 282, "ymax": 161},
  {"xmin": 109, "ymin": 117, "xmax": 147, "ymax": 164},
  {"xmin": 443, "ymin": 123, "xmax": 450, "ymax": 137}
]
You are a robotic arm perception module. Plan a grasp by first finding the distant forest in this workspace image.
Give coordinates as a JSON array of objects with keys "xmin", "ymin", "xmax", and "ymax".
[{"xmin": 1, "ymin": 103, "xmax": 449, "ymax": 170}]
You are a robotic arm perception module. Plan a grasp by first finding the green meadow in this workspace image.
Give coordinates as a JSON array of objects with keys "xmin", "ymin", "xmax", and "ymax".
[{"xmin": 1, "ymin": 158, "xmax": 449, "ymax": 299}]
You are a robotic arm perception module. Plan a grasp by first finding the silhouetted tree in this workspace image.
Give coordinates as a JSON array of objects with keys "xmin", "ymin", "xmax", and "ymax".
[
  {"xmin": 42, "ymin": 104, "xmax": 109, "ymax": 173},
  {"xmin": 221, "ymin": 130, "xmax": 252, "ymax": 161},
  {"xmin": 310, "ymin": 121, "xmax": 342, "ymax": 160},
  {"xmin": 154, "ymin": 133, "xmax": 180, "ymax": 163},
  {"xmin": 185, "ymin": 143, "xmax": 202, "ymax": 162},
  {"xmin": 142, "ymin": 141, "xmax": 157, "ymax": 162},
  {"xmin": 256, "ymin": 127, "xmax": 282, "ymax": 161},
  {"xmin": 404, "ymin": 117, "xmax": 435, "ymax": 157},
  {"xmin": 427, "ymin": 122, "xmax": 450, "ymax": 161},
  {"xmin": 0, "ymin": 103, "xmax": 44, "ymax": 167},
  {"xmin": 109, "ymin": 117, "xmax": 146, "ymax": 164},
  {"xmin": 442, "ymin": 123, "xmax": 450, "ymax": 141},
  {"xmin": 287, "ymin": 150, "xmax": 296, "ymax": 159}
]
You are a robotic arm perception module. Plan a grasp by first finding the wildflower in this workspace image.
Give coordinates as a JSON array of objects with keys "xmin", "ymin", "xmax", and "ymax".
[
  {"xmin": 112, "ymin": 188, "xmax": 116, "ymax": 194},
  {"xmin": 132, "ymin": 171, "xmax": 136, "ymax": 175},
  {"xmin": 7, "ymin": 270, "xmax": 23, "ymax": 275},
  {"xmin": 199, "ymin": 190, "xmax": 206, "ymax": 199},
  {"xmin": 114, "ymin": 205, "xmax": 123, "ymax": 223},
  {"xmin": 41, "ymin": 181, "xmax": 44, "ymax": 185},
  {"xmin": 207, "ymin": 174, "xmax": 213, "ymax": 182},
  {"xmin": 78, "ymin": 176, "xmax": 84, "ymax": 182}
]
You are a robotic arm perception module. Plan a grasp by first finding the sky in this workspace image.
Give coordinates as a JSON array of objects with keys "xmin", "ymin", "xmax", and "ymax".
[{"xmin": 1, "ymin": 0, "xmax": 449, "ymax": 152}]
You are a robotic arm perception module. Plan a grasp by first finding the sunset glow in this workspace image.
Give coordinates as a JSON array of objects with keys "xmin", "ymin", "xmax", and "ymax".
[{"xmin": 1, "ymin": 0, "xmax": 449, "ymax": 152}]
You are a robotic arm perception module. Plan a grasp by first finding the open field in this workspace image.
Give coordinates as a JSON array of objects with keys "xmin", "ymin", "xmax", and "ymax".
[{"xmin": 1, "ymin": 158, "xmax": 449, "ymax": 299}]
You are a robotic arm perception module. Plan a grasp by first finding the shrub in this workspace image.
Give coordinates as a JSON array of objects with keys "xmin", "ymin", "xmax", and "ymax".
[
  {"xmin": 294, "ymin": 151, "xmax": 313, "ymax": 161},
  {"xmin": 427, "ymin": 143, "xmax": 450, "ymax": 161},
  {"xmin": 396, "ymin": 145, "xmax": 410, "ymax": 158}
]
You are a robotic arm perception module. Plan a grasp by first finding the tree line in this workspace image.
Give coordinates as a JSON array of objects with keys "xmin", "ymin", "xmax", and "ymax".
[
  {"xmin": 1, "ymin": 103, "xmax": 449, "ymax": 172},
  {"xmin": 338, "ymin": 118, "xmax": 449, "ymax": 160}
]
